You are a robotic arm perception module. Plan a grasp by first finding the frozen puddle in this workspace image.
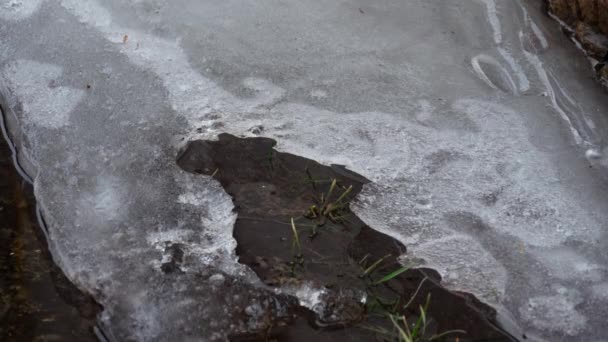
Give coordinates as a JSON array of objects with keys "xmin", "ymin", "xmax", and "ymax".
[{"xmin": 2, "ymin": 0, "xmax": 608, "ymax": 340}]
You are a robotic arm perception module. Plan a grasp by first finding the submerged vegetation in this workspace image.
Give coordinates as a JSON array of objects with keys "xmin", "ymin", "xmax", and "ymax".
[
  {"xmin": 359, "ymin": 256, "xmax": 465, "ymax": 342},
  {"xmin": 289, "ymin": 168, "xmax": 466, "ymax": 341},
  {"xmin": 304, "ymin": 176, "xmax": 354, "ymax": 238}
]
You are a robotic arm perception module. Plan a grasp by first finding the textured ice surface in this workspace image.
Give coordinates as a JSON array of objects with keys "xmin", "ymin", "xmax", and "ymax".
[
  {"xmin": 0, "ymin": 0, "xmax": 43, "ymax": 21},
  {"xmin": 2, "ymin": 60, "xmax": 84, "ymax": 128},
  {"xmin": 2, "ymin": 0, "xmax": 608, "ymax": 341}
]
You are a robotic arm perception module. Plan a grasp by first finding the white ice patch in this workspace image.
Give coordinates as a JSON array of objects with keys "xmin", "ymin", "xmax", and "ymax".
[
  {"xmin": 498, "ymin": 47, "xmax": 530, "ymax": 92},
  {"xmin": 530, "ymin": 21, "xmax": 549, "ymax": 50},
  {"xmin": 521, "ymin": 37, "xmax": 585, "ymax": 145},
  {"xmin": 519, "ymin": 288, "xmax": 587, "ymax": 336},
  {"xmin": 75, "ymin": 175, "xmax": 127, "ymax": 227},
  {"xmin": 591, "ymin": 283, "xmax": 608, "ymax": 301},
  {"xmin": 2, "ymin": 60, "xmax": 84, "ymax": 128},
  {"xmin": 242, "ymin": 77, "xmax": 286, "ymax": 107},
  {"xmin": 533, "ymin": 247, "xmax": 605, "ymax": 282},
  {"xmin": 411, "ymin": 235, "xmax": 507, "ymax": 304},
  {"xmin": 310, "ymin": 89, "xmax": 328, "ymax": 99},
  {"xmin": 0, "ymin": 0, "xmax": 43, "ymax": 20},
  {"xmin": 59, "ymin": 0, "xmax": 241, "ymax": 122},
  {"xmin": 471, "ymin": 54, "xmax": 518, "ymax": 94},
  {"xmin": 520, "ymin": 4, "xmax": 549, "ymax": 51},
  {"xmin": 481, "ymin": 0, "xmax": 502, "ymax": 44},
  {"xmin": 127, "ymin": 290, "xmax": 163, "ymax": 341},
  {"xmin": 414, "ymin": 99, "xmax": 433, "ymax": 123},
  {"xmin": 291, "ymin": 283, "xmax": 327, "ymax": 310},
  {"xmin": 585, "ymin": 150, "xmax": 601, "ymax": 165},
  {"xmin": 585, "ymin": 147, "xmax": 608, "ymax": 167},
  {"xmin": 167, "ymin": 173, "xmax": 244, "ymax": 275}
]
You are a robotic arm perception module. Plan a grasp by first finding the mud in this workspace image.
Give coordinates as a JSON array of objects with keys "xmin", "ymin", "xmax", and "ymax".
[
  {"xmin": 0, "ymin": 127, "xmax": 100, "ymax": 341},
  {"xmin": 178, "ymin": 133, "xmax": 520, "ymax": 341}
]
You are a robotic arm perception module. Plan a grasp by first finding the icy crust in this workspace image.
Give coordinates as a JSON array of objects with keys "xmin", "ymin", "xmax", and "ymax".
[
  {"xmin": 2, "ymin": 60, "xmax": 85, "ymax": 129},
  {"xmin": 0, "ymin": 0, "xmax": 43, "ymax": 21},
  {"xmin": 1, "ymin": 0, "xmax": 608, "ymax": 340}
]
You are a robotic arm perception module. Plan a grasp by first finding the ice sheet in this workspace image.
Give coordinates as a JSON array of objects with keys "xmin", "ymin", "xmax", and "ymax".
[{"xmin": 2, "ymin": 0, "xmax": 608, "ymax": 340}]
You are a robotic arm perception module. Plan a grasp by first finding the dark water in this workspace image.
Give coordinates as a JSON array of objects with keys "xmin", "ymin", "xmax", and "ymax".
[{"xmin": 0, "ymin": 135, "xmax": 99, "ymax": 341}]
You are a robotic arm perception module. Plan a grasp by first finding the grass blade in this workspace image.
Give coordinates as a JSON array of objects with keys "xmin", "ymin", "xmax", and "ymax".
[
  {"xmin": 305, "ymin": 167, "xmax": 316, "ymax": 190},
  {"xmin": 403, "ymin": 277, "xmax": 428, "ymax": 310},
  {"xmin": 373, "ymin": 266, "xmax": 409, "ymax": 285},
  {"xmin": 358, "ymin": 253, "xmax": 371, "ymax": 266},
  {"xmin": 322, "ymin": 179, "xmax": 337, "ymax": 209},
  {"xmin": 361, "ymin": 254, "xmax": 391, "ymax": 277},
  {"xmin": 389, "ymin": 314, "xmax": 412, "ymax": 342},
  {"xmin": 290, "ymin": 217, "xmax": 301, "ymax": 256},
  {"xmin": 429, "ymin": 329, "xmax": 467, "ymax": 341},
  {"xmin": 334, "ymin": 185, "xmax": 353, "ymax": 204}
]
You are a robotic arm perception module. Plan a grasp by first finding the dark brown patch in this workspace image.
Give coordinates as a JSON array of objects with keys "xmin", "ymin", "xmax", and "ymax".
[{"xmin": 178, "ymin": 133, "xmax": 518, "ymax": 341}]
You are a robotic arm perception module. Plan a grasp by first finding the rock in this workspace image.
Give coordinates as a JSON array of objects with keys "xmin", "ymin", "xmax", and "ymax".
[
  {"xmin": 599, "ymin": 0, "xmax": 608, "ymax": 35},
  {"xmin": 546, "ymin": 0, "xmax": 578, "ymax": 25},
  {"xmin": 577, "ymin": 0, "xmax": 600, "ymax": 27},
  {"xmin": 546, "ymin": 0, "xmax": 608, "ymax": 86},
  {"xmin": 178, "ymin": 134, "xmax": 517, "ymax": 341},
  {"xmin": 600, "ymin": 64, "xmax": 608, "ymax": 82},
  {"xmin": 575, "ymin": 22, "xmax": 608, "ymax": 59}
]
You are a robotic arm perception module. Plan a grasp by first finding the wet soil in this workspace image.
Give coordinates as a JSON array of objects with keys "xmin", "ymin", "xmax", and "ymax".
[
  {"xmin": 178, "ymin": 133, "xmax": 520, "ymax": 342},
  {"xmin": 0, "ymin": 133, "xmax": 100, "ymax": 341}
]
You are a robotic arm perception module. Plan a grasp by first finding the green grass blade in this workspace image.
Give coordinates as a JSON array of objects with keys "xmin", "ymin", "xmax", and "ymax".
[
  {"xmin": 334, "ymin": 185, "xmax": 353, "ymax": 205},
  {"xmin": 359, "ymin": 324, "xmax": 391, "ymax": 336},
  {"xmin": 358, "ymin": 253, "xmax": 371, "ymax": 267},
  {"xmin": 410, "ymin": 306, "xmax": 426, "ymax": 339},
  {"xmin": 361, "ymin": 254, "xmax": 391, "ymax": 277},
  {"xmin": 323, "ymin": 179, "xmax": 337, "ymax": 207},
  {"xmin": 290, "ymin": 217, "xmax": 301, "ymax": 256},
  {"xmin": 429, "ymin": 329, "xmax": 467, "ymax": 341},
  {"xmin": 373, "ymin": 266, "xmax": 409, "ymax": 285},
  {"xmin": 389, "ymin": 315, "xmax": 411, "ymax": 342},
  {"xmin": 420, "ymin": 305, "xmax": 427, "ymax": 338}
]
